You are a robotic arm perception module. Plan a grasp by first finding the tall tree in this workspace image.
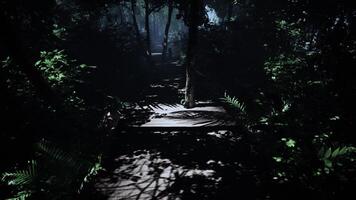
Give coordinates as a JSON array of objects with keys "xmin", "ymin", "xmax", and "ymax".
[
  {"xmin": 142, "ymin": 0, "xmax": 164, "ymax": 55},
  {"xmin": 226, "ymin": 0, "xmax": 233, "ymax": 22},
  {"xmin": 177, "ymin": 0, "xmax": 205, "ymax": 108},
  {"xmin": 129, "ymin": 0, "xmax": 155, "ymax": 66},
  {"xmin": 162, "ymin": 0, "xmax": 174, "ymax": 60},
  {"xmin": 144, "ymin": 0, "xmax": 152, "ymax": 55},
  {"xmin": 130, "ymin": 0, "xmax": 141, "ymax": 43}
]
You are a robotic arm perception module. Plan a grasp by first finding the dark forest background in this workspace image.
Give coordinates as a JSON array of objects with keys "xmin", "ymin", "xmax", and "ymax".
[{"xmin": 1, "ymin": 0, "xmax": 356, "ymax": 199}]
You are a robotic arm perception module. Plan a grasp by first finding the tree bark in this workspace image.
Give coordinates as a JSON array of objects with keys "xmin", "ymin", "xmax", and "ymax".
[
  {"xmin": 184, "ymin": 0, "xmax": 200, "ymax": 108},
  {"xmin": 118, "ymin": 2, "xmax": 124, "ymax": 24},
  {"xmin": 130, "ymin": 0, "xmax": 141, "ymax": 42},
  {"xmin": 130, "ymin": 0, "xmax": 154, "ymax": 65},
  {"xmin": 162, "ymin": 0, "xmax": 173, "ymax": 61},
  {"xmin": 227, "ymin": 1, "xmax": 233, "ymax": 22},
  {"xmin": 144, "ymin": 0, "xmax": 151, "ymax": 55}
]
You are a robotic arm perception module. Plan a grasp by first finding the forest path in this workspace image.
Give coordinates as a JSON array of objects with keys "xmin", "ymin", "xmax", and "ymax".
[
  {"xmin": 93, "ymin": 54, "xmax": 239, "ymax": 200},
  {"xmin": 137, "ymin": 52, "xmax": 235, "ymax": 128}
]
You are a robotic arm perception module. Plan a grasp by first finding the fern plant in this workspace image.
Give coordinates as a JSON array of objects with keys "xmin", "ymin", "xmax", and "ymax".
[
  {"xmin": 38, "ymin": 140, "xmax": 104, "ymax": 195},
  {"xmin": 5, "ymin": 190, "xmax": 33, "ymax": 200},
  {"xmin": 318, "ymin": 145, "xmax": 356, "ymax": 170},
  {"xmin": 2, "ymin": 160, "xmax": 37, "ymax": 186},
  {"xmin": 1, "ymin": 160, "xmax": 37, "ymax": 200},
  {"xmin": 37, "ymin": 140, "xmax": 87, "ymax": 171},
  {"xmin": 221, "ymin": 93, "xmax": 246, "ymax": 114},
  {"xmin": 78, "ymin": 155, "xmax": 104, "ymax": 193},
  {"xmin": 2, "ymin": 140, "xmax": 104, "ymax": 200}
]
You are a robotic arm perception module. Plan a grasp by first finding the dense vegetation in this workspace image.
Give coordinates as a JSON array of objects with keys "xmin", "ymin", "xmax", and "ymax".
[{"xmin": 1, "ymin": 0, "xmax": 355, "ymax": 199}]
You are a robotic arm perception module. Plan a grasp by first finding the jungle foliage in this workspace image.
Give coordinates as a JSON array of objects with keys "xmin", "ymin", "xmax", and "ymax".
[{"xmin": 1, "ymin": 0, "xmax": 355, "ymax": 199}]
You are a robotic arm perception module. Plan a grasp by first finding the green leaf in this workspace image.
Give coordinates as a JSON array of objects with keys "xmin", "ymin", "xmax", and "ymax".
[
  {"xmin": 338, "ymin": 147, "xmax": 348, "ymax": 155},
  {"xmin": 285, "ymin": 139, "xmax": 296, "ymax": 148},
  {"xmin": 318, "ymin": 146, "xmax": 325, "ymax": 157},
  {"xmin": 331, "ymin": 147, "xmax": 340, "ymax": 158},
  {"xmin": 324, "ymin": 148, "xmax": 332, "ymax": 158},
  {"xmin": 324, "ymin": 159, "xmax": 333, "ymax": 168},
  {"xmin": 273, "ymin": 156, "xmax": 282, "ymax": 162}
]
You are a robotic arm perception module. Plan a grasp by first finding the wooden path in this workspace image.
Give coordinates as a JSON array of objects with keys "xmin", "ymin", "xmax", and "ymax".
[
  {"xmin": 137, "ymin": 47, "xmax": 235, "ymax": 131},
  {"xmin": 132, "ymin": 102, "xmax": 235, "ymax": 130},
  {"xmin": 94, "ymin": 49, "xmax": 236, "ymax": 200}
]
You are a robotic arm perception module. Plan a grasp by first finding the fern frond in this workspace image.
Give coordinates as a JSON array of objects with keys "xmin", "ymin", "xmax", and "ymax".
[
  {"xmin": 77, "ymin": 155, "xmax": 104, "ymax": 193},
  {"xmin": 221, "ymin": 93, "xmax": 246, "ymax": 114},
  {"xmin": 6, "ymin": 190, "xmax": 32, "ymax": 200},
  {"xmin": 2, "ymin": 160, "xmax": 37, "ymax": 186},
  {"xmin": 37, "ymin": 140, "xmax": 87, "ymax": 171}
]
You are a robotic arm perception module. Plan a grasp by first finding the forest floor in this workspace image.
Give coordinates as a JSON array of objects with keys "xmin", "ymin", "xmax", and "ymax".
[
  {"xmin": 91, "ymin": 52, "xmax": 240, "ymax": 200},
  {"xmin": 138, "ymin": 54, "xmax": 235, "ymax": 128}
]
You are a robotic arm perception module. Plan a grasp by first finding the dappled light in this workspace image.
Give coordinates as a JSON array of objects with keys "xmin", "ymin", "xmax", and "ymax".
[
  {"xmin": 1, "ymin": 0, "xmax": 356, "ymax": 200},
  {"xmin": 96, "ymin": 150, "xmax": 217, "ymax": 200}
]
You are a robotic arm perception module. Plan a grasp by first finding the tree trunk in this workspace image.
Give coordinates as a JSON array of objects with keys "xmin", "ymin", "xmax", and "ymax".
[
  {"xmin": 130, "ymin": 0, "xmax": 154, "ymax": 65},
  {"xmin": 184, "ymin": 0, "xmax": 200, "ymax": 108},
  {"xmin": 130, "ymin": 0, "xmax": 141, "ymax": 42},
  {"xmin": 118, "ymin": 2, "xmax": 124, "ymax": 24},
  {"xmin": 162, "ymin": 0, "xmax": 173, "ymax": 61},
  {"xmin": 227, "ymin": 1, "xmax": 233, "ymax": 22},
  {"xmin": 144, "ymin": 0, "xmax": 151, "ymax": 55}
]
